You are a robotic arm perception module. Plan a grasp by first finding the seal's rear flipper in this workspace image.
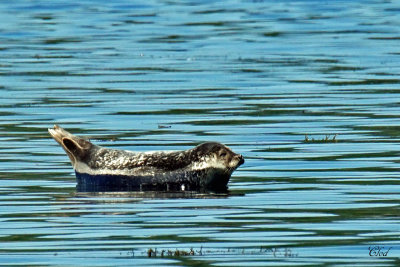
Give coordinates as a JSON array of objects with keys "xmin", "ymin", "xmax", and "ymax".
[
  {"xmin": 48, "ymin": 125, "xmax": 92, "ymax": 165},
  {"xmin": 48, "ymin": 125, "xmax": 76, "ymax": 145},
  {"xmin": 62, "ymin": 137, "xmax": 88, "ymax": 159}
]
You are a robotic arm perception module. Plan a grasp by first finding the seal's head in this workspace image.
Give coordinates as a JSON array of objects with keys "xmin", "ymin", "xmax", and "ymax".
[
  {"xmin": 187, "ymin": 142, "xmax": 244, "ymax": 189},
  {"xmin": 190, "ymin": 142, "xmax": 244, "ymax": 175}
]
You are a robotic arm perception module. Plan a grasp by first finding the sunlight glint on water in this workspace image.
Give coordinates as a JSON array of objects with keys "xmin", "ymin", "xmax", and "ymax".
[{"xmin": 1, "ymin": 0, "xmax": 400, "ymax": 266}]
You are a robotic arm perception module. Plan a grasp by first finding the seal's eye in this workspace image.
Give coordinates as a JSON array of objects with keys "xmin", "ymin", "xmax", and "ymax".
[{"xmin": 220, "ymin": 152, "xmax": 227, "ymax": 157}]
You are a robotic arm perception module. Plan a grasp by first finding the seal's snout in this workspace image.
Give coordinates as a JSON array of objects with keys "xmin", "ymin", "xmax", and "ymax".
[{"xmin": 238, "ymin": 154, "xmax": 245, "ymax": 166}]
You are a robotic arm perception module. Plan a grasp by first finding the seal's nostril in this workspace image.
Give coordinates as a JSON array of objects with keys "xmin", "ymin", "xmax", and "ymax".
[{"xmin": 238, "ymin": 155, "xmax": 245, "ymax": 165}]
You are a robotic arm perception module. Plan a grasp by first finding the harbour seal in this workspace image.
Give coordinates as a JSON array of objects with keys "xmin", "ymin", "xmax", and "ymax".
[{"xmin": 48, "ymin": 125, "xmax": 244, "ymax": 191}]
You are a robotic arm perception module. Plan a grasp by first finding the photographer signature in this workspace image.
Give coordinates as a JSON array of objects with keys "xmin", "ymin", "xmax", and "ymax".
[{"xmin": 368, "ymin": 246, "xmax": 392, "ymax": 257}]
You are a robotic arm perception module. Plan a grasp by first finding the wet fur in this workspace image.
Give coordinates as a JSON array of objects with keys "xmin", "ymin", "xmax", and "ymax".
[{"xmin": 49, "ymin": 125, "xmax": 244, "ymax": 191}]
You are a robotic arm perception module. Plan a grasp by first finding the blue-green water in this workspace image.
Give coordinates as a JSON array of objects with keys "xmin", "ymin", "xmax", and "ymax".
[{"xmin": 1, "ymin": 0, "xmax": 400, "ymax": 266}]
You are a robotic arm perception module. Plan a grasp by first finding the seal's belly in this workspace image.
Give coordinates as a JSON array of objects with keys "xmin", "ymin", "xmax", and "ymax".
[{"xmin": 75, "ymin": 168, "xmax": 230, "ymax": 192}]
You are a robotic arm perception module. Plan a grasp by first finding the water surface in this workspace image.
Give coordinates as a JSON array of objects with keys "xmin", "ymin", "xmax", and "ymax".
[{"xmin": 1, "ymin": 0, "xmax": 400, "ymax": 266}]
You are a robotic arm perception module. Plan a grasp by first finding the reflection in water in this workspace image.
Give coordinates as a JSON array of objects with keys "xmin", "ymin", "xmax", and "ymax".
[
  {"xmin": 74, "ymin": 190, "xmax": 238, "ymax": 199},
  {"xmin": 1, "ymin": 0, "xmax": 400, "ymax": 266},
  {"xmin": 75, "ymin": 180, "xmax": 234, "ymax": 194}
]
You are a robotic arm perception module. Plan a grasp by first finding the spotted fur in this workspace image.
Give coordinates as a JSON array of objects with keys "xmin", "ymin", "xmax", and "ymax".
[{"xmin": 49, "ymin": 125, "xmax": 244, "ymax": 191}]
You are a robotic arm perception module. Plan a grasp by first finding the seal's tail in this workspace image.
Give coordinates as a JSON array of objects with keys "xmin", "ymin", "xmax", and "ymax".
[{"xmin": 48, "ymin": 125, "xmax": 92, "ymax": 164}]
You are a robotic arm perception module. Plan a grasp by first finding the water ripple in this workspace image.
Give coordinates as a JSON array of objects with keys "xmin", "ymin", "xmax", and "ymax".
[{"xmin": 1, "ymin": 0, "xmax": 400, "ymax": 266}]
